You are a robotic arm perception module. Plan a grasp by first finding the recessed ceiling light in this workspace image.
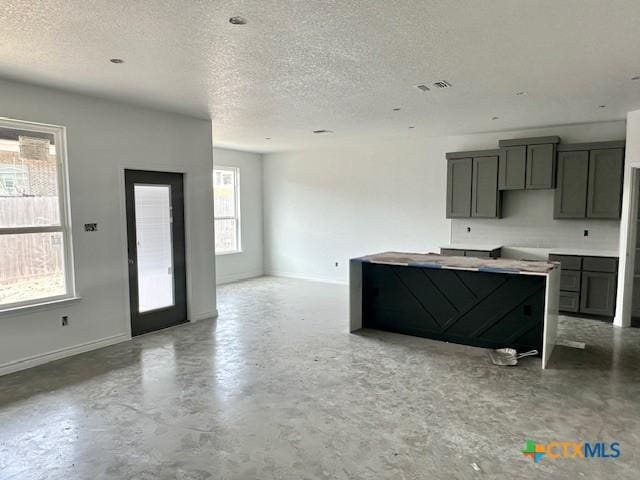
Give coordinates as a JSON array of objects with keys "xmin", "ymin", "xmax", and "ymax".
[
  {"xmin": 409, "ymin": 126, "xmax": 415, "ymax": 129},
  {"xmin": 599, "ymin": 105, "xmax": 607, "ymax": 108},
  {"xmin": 229, "ymin": 16, "xmax": 247, "ymax": 25},
  {"xmin": 491, "ymin": 116, "xmax": 499, "ymax": 120},
  {"xmin": 632, "ymin": 76, "xmax": 640, "ymax": 81},
  {"xmin": 516, "ymin": 91, "xmax": 527, "ymax": 96},
  {"xmin": 393, "ymin": 107, "xmax": 401, "ymax": 112},
  {"xmin": 312, "ymin": 129, "xmax": 333, "ymax": 134},
  {"xmin": 109, "ymin": 58, "xmax": 124, "ymax": 64},
  {"xmin": 265, "ymin": 137, "xmax": 271, "ymax": 140}
]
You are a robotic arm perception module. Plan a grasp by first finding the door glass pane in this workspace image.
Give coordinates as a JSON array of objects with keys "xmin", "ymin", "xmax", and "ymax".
[
  {"xmin": 0, "ymin": 232, "xmax": 66, "ymax": 306},
  {"xmin": 134, "ymin": 185, "xmax": 174, "ymax": 313},
  {"xmin": 0, "ymin": 130, "xmax": 60, "ymax": 227}
]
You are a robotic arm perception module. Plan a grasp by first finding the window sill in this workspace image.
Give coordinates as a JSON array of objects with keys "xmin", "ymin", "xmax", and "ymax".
[
  {"xmin": 216, "ymin": 250, "xmax": 243, "ymax": 256},
  {"xmin": 0, "ymin": 296, "xmax": 82, "ymax": 318}
]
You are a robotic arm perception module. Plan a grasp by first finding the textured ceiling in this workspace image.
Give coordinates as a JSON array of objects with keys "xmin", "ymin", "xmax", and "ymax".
[{"xmin": 1, "ymin": 0, "xmax": 640, "ymax": 152}]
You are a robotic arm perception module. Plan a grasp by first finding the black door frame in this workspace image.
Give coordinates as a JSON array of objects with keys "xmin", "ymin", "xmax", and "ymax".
[{"xmin": 124, "ymin": 169, "xmax": 188, "ymax": 336}]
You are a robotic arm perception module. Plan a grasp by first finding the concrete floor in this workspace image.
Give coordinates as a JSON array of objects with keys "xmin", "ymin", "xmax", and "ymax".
[{"xmin": 1, "ymin": 276, "xmax": 639, "ymax": 479}]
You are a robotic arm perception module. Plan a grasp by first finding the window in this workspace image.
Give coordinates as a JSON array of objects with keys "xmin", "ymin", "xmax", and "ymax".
[
  {"xmin": 0, "ymin": 118, "xmax": 75, "ymax": 311},
  {"xmin": 213, "ymin": 166, "xmax": 241, "ymax": 254}
]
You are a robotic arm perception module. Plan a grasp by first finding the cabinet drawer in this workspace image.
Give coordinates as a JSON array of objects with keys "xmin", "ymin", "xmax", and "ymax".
[
  {"xmin": 559, "ymin": 291, "xmax": 580, "ymax": 313},
  {"xmin": 582, "ymin": 256, "xmax": 618, "ymax": 273},
  {"xmin": 548, "ymin": 254, "xmax": 582, "ymax": 271},
  {"xmin": 440, "ymin": 249, "xmax": 465, "ymax": 257},
  {"xmin": 464, "ymin": 250, "xmax": 491, "ymax": 258},
  {"xmin": 560, "ymin": 270, "xmax": 581, "ymax": 292}
]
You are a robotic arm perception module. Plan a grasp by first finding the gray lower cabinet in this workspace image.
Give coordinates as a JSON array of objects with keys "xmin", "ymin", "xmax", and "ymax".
[
  {"xmin": 549, "ymin": 254, "xmax": 618, "ymax": 318},
  {"xmin": 580, "ymin": 272, "xmax": 617, "ymax": 316},
  {"xmin": 554, "ymin": 151, "xmax": 589, "ymax": 218},
  {"xmin": 587, "ymin": 148, "xmax": 624, "ymax": 219},
  {"xmin": 446, "ymin": 150, "xmax": 501, "ymax": 219},
  {"xmin": 554, "ymin": 142, "xmax": 624, "ymax": 220},
  {"xmin": 559, "ymin": 269, "xmax": 581, "ymax": 292},
  {"xmin": 446, "ymin": 158, "xmax": 473, "ymax": 218}
]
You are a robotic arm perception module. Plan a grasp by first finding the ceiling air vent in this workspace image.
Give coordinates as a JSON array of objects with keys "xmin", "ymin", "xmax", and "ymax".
[
  {"xmin": 312, "ymin": 129, "xmax": 333, "ymax": 134},
  {"xmin": 415, "ymin": 84, "xmax": 430, "ymax": 92},
  {"xmin": 432, "ymin": 80, "xmax": 452, "ymax": 89}
]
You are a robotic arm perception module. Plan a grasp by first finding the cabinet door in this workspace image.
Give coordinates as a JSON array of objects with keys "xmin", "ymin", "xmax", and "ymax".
[
  {"xmin": 446, "ymin": 158, "xmax": 472, "ymax": 218},
  {"xmin": 554, "ymin": 151, "xmax": 589, "ymax": 219},
  {"xmin": 526, "ymin": 143, "xmax": 555, "ymax": 189},
  {"xmin": 587, "ymin": 148, "xmax": 624, "ymax": 219},
  {"xmin": 471, "ymin": 156, "xmax": 500, "ymax": 218},
  {"xmin": 580, "ymin": 272, "xmax": 616, "ymax": 316},
  {"xmin": 499, "ymin": 146, "xmax": 526, "ymax": 190}
]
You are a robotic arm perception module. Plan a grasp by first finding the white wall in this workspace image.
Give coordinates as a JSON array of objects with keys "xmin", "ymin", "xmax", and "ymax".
[
  {"xmin": 263, "ymin": 121, "xmax": 626, "ymax": 284},
  {"xmin": 213, "ymin": 148, "xmax": 264, "ymax": 284},
  {"xmin": 0, "ymin": 78, "xmax": 216, "ymax": 374}
]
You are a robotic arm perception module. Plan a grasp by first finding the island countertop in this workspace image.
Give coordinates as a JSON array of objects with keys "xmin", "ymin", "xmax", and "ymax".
[
  {"xmin": 354, "ymin": 251, "xmax": 558, "ymax": 276},
  {"xmin": 350, "ymin": 251, "xmax": 561, "ymax": 368}
]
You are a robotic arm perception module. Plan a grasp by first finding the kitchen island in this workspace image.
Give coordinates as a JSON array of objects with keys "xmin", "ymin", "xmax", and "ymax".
[{"xmin": 350, "ymin": 252, "xmax": 560, "ymax": 368}]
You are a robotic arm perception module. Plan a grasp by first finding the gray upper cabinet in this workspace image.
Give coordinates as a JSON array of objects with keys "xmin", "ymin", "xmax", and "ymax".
[
  {"xmin": 498, "ymin": 146, "xmax": 526, "ymax": 190},
  {"xmin": 498, "ymin": 137, "xmax": 559, "ymax": 191},
  {"xmin": 472, "ymin": 155, "xmax": 500, "ymax": 218},
  {"xmin": 555, "ymin": 141, "xmax": 625, "ymax": 220},
  {"xmin": 587, "ymin": 148, "xmax": 624, "ymax": 219},
  {"xmin": 446, "ymin": 157, "xmax": 472, "ymax": 218},
  {"xmin": 526, "ymin": 143, "xmax": 556, "ymax": 189},
  {"xmin": 554, "ymin": 151, "xmax": 589, "ymax": 218},
  {"xmin": 446, "ymin": 150, "xmax": 501, "ymax": 219}
]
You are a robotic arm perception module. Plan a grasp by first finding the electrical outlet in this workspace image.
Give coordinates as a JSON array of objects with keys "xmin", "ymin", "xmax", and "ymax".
[
  {"xmin": 61, "ymin": 315, "xmax": 69, "ymax": 326},
  {"xmin": 584, "ymin": 229, "xmax": 589, "ymax": 237},
  {"xmin": 467, "ymin": 227, "xmax": 471, "ymax": 233},
  {"xmin": 335, "ymin": 261, "xmax": 339, "ymax": 267}
]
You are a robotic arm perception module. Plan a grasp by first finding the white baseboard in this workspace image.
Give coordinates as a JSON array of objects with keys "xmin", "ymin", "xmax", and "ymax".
[
  {"xmin": 192, "ymin": 309, "xmax": 218, "ymax": 321},
  {"xmin": 216, "ymin": 270, "xmax": 264, "ymax": 285},
  {"xmin": 266, "ymin": 270, "xmax": 348, "ymax": 286},
  {"xmin": 0, "ymin": 332, "xmax": 130, "ymax": 377}
]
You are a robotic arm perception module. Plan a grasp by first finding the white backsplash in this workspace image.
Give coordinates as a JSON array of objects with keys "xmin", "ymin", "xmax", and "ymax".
[{"xmin": 450, "ymin": 189, "xmax": 620, "ymax": 259}]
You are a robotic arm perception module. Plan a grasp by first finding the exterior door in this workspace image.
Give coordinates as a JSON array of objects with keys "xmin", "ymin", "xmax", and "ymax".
[{"xmin": 125, "ymin": 170, "xmax": 187, "ymax": 336}]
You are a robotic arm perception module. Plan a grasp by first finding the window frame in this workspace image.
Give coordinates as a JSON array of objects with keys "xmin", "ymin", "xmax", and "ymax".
[
  {"xmin": 213, "ymin": 165, "xmax": 242, "ymax": 255},
  {"xmin": 0, "ymin": 117, "xmax": 77, "ymax": 313}
]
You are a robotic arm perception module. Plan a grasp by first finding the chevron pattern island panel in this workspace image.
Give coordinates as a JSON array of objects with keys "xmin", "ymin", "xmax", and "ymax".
[{"xmin": 362, "ymin": 262, "xmax": 544, "ymax": 353}]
